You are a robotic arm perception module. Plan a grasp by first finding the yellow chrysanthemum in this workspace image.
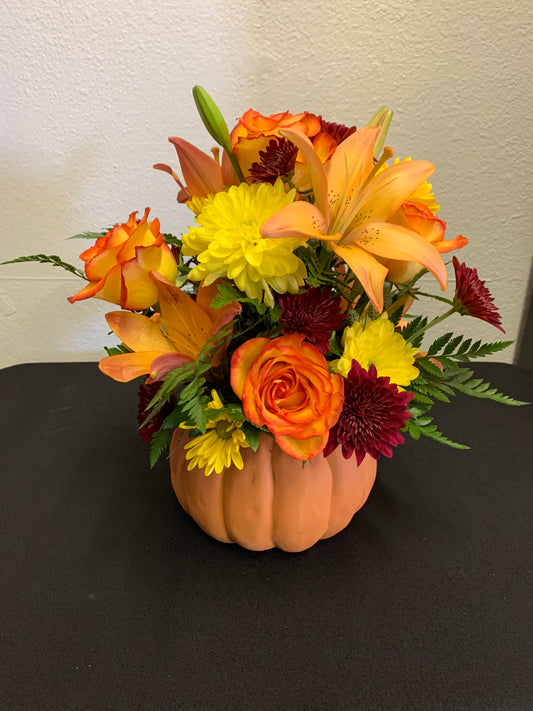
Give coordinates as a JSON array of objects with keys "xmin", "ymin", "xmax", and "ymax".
[
  {"xmin": 181, "ymin": 179, "xmax": 307, "ymax": 307},
  {"xmin": 186, "ymin": 193, "xmax": 216, "ymax": 216},
  {"xmin": 335, "ymin": 315, "xmax": 419, "ymax": 386},
  {"xmin": 377, "ymin": 157, "xmax": 440, "ymax": 213},
  {"xmin": 182, "ymin": 391, "xmax": 249, "ymax": 476}
]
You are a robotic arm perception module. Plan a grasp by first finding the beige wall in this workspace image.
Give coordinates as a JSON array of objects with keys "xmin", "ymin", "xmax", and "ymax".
[{"xmin": 1, "ymin": 0, "xmax": 531, "ymax": 367}]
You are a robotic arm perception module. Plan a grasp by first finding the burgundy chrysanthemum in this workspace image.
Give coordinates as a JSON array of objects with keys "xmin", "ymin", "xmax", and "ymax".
[
  {"xmin": 277, "ymin": 287, "xmax": 345, "ymax": 353},
  {"xmin": 324, "ymin": 360, "xmax": 414, "ymax": 465},
  {"xmin": 249, "ymin": 137, "xmax": 298, "ymax": 184},
  {"xmin": 317, "ymin": 118, "xmax": 357, "ymax": 145},
  {"xmin": 452, "ymin": 256, "xmax": 505, "ymax": 332},
  {"xmin": 137, "ymin": 381, "xmax": 167, "ymax": 442}
]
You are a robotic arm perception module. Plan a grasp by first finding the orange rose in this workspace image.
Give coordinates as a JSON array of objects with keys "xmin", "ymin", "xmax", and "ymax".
[
  {"xmin": 230, "ymin": 108, "xmax": 321, "ymax": 179},
  {"xmin": 384, "ymin": 201, "xmax": 468, "ymax": 284},
  {"xmin": 231, "ymin": 334, "xmax": 344, "ymax": 460},
  {"xmin": 68, "ymin": 208, "xmax": 177, "ymax": 310}
]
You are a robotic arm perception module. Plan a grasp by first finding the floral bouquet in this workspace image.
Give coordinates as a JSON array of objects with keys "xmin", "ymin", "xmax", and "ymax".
[{"xmin": 4, "ymin": 87, "xmax": 525, "ymax": 548}]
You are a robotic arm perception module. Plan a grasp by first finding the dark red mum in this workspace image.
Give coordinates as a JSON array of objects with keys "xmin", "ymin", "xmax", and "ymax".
[
  {"xmin": 278, "ymin": 286, "xmax": 345, "ymax": 353},
  {"xmin": 452, "ymin": 256, "xmax": 505, "ymax": 332},
  {"xmin": 249, "ymin": 137, "xmax": 298, "ymax": 184},
  {"xmin": 324, "ymin": 360, "xmax": 414, "ymax": 465}
]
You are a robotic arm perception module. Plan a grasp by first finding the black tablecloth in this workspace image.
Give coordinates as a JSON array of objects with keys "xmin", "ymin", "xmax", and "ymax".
[{"xmin": 1, "ymin": 362, "xmax": 532, "ymax": 710}]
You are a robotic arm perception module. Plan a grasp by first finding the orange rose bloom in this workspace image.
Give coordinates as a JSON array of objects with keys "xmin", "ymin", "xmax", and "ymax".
[
  {"xmin": 231, "ymin": 334, "xmax": 344, "ymax": 460},
  {"xmin": 230, "ymin": 109, "xmax": 321, "ymax": 179},
  {"xmin": 68, "ymin": 208, "xmax": 177, "ymax": 310}
]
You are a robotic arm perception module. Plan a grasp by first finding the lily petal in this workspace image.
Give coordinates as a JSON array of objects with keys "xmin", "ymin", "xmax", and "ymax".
[
  {"xmin": 105, "ymin": 311, "xmax": 173, "ymax": 353},
  {"xmin": 326, "ymin": 126, "xmax": 379, "ymax": 230},
  {"xmin": 345, "ymin": 222, "xmax": 448, "ymax": 292},
  {"xmin": 98, "ymin": 351, "xmax": 165, "ymax": 383},
  {"xmin": 350, "ymin": 160, "xmax": 435, "ymax": 231},
  {"xmin": 261, "ymin": 201, "xmax": 331, "ymax": 241},
  {"xmin": 280, "ymin": 128, "xmax": 330, "ymax": 221},
  {"xmin": 150, "ymin": 271, "xmax": 215, "ymax": 358},
  {"xmin": 149, "ymin": 353, "xmax": 194, "ymax": 382},
  {"xmin": 332, "ymin": 241, "xmax": 389, "ymax": 313},
  {"xmin": 169, "ymin": 137, "xmax": 225, "ymax": 198}
]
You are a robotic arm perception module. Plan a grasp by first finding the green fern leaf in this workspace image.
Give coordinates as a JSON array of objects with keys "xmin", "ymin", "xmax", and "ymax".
[{"xmin": 1, "ymin": 254, "xmax": 86, "ymax": 280}]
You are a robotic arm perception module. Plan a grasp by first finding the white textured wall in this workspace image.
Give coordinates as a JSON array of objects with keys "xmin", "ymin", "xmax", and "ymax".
[{"xmin": 1, "ymin": 0, "xmax": 532, "ymax": 368}]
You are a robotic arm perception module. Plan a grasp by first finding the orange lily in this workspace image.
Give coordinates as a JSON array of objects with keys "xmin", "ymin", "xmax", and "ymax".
[
  {"xmin": 98, "ymin": 272, "xmax": 241, "ymax": 383},
  {"xmin": 154, "ymin": 137, "xmax": 237, "ymax": 203},
  {"xmin": 260, "ymin": 126, "xmax": 448, "ymax": 312}
]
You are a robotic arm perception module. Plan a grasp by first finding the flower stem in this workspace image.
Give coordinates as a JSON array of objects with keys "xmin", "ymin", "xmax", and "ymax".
[
  {"xmin": 408, "ymin": 307, "xmax": 457, "ymax": 343},
  {"xmin": 414, "ymin": 291, "xmax": 455, "ymax": 306}
]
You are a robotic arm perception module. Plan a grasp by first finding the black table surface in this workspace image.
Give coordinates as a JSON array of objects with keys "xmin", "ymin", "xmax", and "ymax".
[{"xmin": 1, "ymin": 361, "xmax": 532, "ymax": 711}]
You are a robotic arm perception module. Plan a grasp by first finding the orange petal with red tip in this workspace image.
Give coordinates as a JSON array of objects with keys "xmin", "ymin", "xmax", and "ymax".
[
  {"xmin": 230, "ymin": 337, "xmax": 270, "ymax": 399},
  {"xmin": 434, "ymin": 234, "xmax": 469, "ymax": 253},
  {"xmin": 402, "ymin": 201, "xmax": 446, "ymax": 243},
  {"xmin": 98, "ymin": 351, "xmax": 165, "ymax": 382},
  {"xmin": 119, "ymin": 260, "xmax": 160, "ymax": 310},
  {"xmin": 274, "ymin": 432, "xmax": 329, "ymax": 461},
  {"xmin": 67, "ymin": 277, "xmax": 106, "ymax": 304}
]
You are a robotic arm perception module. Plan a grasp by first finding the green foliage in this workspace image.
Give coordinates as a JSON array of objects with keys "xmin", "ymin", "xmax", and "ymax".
[
  {"xmin": 67, "ymin": 230, "xmax": 108, "ymax": 240},
  {"xmin": 149, "ymin": 429, "xmax": 172, "ymax": 468},
  {"xmin": 211, "ymin": 282, "xmax": 269, "ymax": 315},
  {"xmin": 403, "ymin": 330, "xmax": 526, "ymax": 449},
  {"xmin": 103, "ymin": 344, "xmax": 131, "ymax": 357},
  {"xmin": 242, "ymin": 423, "xmax": 263, "ymax": 452},
  {"xmin": 401, "ymin": 315, "xmax": 428, "ymax": 349},
  {"xmin": 1, "ymin": 254, "xmax": 86, "ymax": 280},
  {"xmin": 404, "ymin": 408, "xmax": 470, "ymax": 450},
  {"xmin": 162, "ymin": 233, "xmax": 182, "ymax": 247}
]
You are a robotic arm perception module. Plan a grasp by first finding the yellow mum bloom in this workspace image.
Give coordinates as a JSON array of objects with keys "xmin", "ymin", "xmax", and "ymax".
[
  {"xmin": 182, "ymin": 391, "xmax": 249, "ymax": 476},
  {"xmin": 377, "ymin": 157, "xmax": 440, "ymax": 213},
  {"xmin": 335, "ymin": 316, "xmax": 419, "ymax": 386},
  {"xmin": 182, "ymin": 180, "xmax": 307, "ymax": 307}
]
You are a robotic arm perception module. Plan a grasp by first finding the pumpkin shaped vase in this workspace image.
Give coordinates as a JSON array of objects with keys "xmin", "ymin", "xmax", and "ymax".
[{"xmin": 170, "ymin": 431, "xmax": 377, "ymax": 552}]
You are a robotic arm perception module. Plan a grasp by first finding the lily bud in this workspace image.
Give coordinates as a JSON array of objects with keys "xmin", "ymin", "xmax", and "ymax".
[
  {"xmin": 192, "ymin": 85, "xmax": 231, "ymax": 150},
  {"xmin": 367, "ymin": 106, "xmax": 393, "ymax": 160},
  {"xmin": 192, "ymin": 85, "xmax": 244, "ymax": 181}
]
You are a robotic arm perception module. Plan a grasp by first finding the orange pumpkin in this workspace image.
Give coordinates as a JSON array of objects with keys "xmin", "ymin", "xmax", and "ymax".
[{"xmin": 170, "ymin": 431, "xmax": 377, "ymax": 552}]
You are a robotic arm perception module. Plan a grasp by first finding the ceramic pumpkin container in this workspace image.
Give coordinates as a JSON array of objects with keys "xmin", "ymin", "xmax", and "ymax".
[{"xmin": 169, "ymin": 431, "xmax": 377, "ymax": 552}]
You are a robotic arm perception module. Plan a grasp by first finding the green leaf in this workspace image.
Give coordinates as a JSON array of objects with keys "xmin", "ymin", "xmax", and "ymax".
[
  {"xmin": 103, "ymin": 344, "xmax": 131, "ymax": 357},
  {"xmin": 211, "ymin": 282, "xmax": 268, "ymax": 314},
  {"xmin": 406, "ymin": 413, "xmax": 470, "ymax": 449},
  {"xmin": 67, "ymin": 230, "xmax": 107, "ymax": 240},
  {"xmin": 427, "ymin": 331, "xmax": 453, "ymax": 356},
  {"xmin": 1, "ymin": 254, "xmax": 86, "ymax": 280},
  {"xmin": 416, "ymin": 356, "xmax": 444, "ymax": 378},
  {"xmin": 162, "ymin": 233, "xmax": 182, "ymax": 247},
  {"xmin": 149, "ymin": 429, "xmax": 172, "ymax": 468},
  {"xmin": 243, "ymin": 424, "xmax": 262, "ymax": 452},
  {"xmin": 443, "ymin": 335, "xmax": 463, "ymax": 355}
]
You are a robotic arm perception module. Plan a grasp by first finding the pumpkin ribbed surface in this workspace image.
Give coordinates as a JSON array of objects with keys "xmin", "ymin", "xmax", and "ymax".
[{"xmin": 170, "ymin": 431, "xmax": 377, "ymax": 552}]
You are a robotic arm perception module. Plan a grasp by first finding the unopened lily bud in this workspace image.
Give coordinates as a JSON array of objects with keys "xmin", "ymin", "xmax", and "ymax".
[
  {"xmin": 367, "ymin": 107, "xmax": 393, "ymax": 159},
  {"xmin": 192, "ymin": 85, "xmax": 244, "ymax": 181}
]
